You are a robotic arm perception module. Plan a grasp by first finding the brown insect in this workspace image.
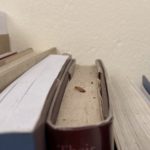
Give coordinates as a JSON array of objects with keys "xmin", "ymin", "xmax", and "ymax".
[{"xmin": 74, "ymin": 86, "xmax": 86, "ymax": 93}]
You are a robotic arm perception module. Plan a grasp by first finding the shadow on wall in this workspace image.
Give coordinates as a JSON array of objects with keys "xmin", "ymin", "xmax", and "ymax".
[{"xmin": 6, "ymin": 14, "xmax": 31, "ymax": 51}]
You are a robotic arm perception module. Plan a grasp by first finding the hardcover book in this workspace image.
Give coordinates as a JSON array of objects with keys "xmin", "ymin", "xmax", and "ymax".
[{"xmin": 46, "ymin": 59, "xmax": 113, "ymax": 150}]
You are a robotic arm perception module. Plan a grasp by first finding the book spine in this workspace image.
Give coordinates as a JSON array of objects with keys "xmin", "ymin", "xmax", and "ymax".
[{"xmin": 46, "ymin": 120, "xmax": 113, "ymax": 150}]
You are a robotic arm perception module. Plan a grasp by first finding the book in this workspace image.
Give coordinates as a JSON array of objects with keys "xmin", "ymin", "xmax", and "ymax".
[
  {"xmin": 0, "ymin": 54, "xmax": 69, "ymax": 150},
  {"xmin": 0, "ymin": 48, "xmax": 33, "ymax": 66},
  {"xmin": 46, "ymin": 59, "xmax": 113, "ymax": 150},
  {"xmin": 108, "ymin": 73, "xmax": 150, "ymax": 150},
  {"xmin": 0, "ymin": 51, "xmax": 17, "ymax": 60},
  {"xmin": 0, "ymin": 48, "xmax": 57, "ymax": 92}
]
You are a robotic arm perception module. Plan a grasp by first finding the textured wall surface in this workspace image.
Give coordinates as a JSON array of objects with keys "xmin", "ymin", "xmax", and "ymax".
[
  {"xmin": 0, "ymin": 0, "xmax": 150, "ymax": 86},
  {"xmin": 0, "ymin": 12, "xmax": 7, "ymax": 34}
]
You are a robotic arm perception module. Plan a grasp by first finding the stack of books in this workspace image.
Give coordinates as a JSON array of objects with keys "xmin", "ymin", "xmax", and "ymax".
[
  {"xmin": 0, "ymin": 52, "xmax": 113, "ymax": 150},
  {"xmin": 0, "ymin": 13, "xmax": 113, "ymax": 149},
  {"xmin": 2, "ymin": 10, "xmax": 150, "ymax": 150}
]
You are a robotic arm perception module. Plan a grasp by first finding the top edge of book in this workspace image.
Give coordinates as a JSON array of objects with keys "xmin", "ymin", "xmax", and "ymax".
[
  {"xmin": 0, "ymin": 54, "xmax": 69, "ymax": 133},
  {"xmin": 0, "ymin": 11, "xmax": 8, "ymax": 34}
]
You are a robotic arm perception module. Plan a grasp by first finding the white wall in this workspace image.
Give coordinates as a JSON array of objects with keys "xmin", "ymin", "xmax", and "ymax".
[{"xmin": 0, "ymin": 0, "xmax": 150, "ymax": 86}]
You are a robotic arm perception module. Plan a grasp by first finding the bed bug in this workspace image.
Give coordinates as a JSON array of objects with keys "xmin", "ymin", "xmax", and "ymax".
[{"xmin": 74, "ymin": 86, "xmax": 86, "ymax": 93}]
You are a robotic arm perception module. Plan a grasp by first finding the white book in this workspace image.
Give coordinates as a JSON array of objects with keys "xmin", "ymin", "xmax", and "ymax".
[
  {"xmin": 0, "ymin": 55, "xmax": 69, "ymax": 150},
  {"xmin": 0, "ymin": 48, "xmax": 56, "ymax": 92}
]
